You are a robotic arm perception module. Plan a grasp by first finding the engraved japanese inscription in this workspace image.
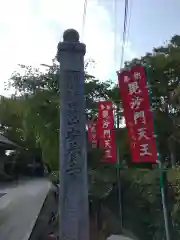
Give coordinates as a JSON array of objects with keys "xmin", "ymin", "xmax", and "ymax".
[{"xmin": 61, "ymin": 71, "xmax": 85, "ymax": 176}]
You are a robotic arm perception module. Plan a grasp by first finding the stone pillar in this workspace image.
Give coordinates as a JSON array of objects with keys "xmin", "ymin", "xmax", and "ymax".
[
  {"xmin": 0, "ymin": 148, "xmax": 5, "ymax": 173},
  {"xmin": 57, "ymin": 29, "xmax": 89, "ymax": 240}
]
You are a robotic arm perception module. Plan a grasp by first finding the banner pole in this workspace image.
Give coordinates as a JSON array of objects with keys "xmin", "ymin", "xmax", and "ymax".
[
  {"xmin": 145, "ymin": 65, "xmax": 171, "ymax": 240},
  {"xmin": 116, "ymin": 102, "xmax": 123, "ymax": 231},
  {"xmin": 158, "ymin": 161, "xmax": 170, "ymax": 240}
]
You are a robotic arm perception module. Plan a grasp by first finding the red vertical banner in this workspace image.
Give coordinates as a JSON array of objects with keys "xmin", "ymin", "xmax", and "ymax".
[
  {"xmin": 97, "ymin": 101, "xmax": 117, "ymax": 163},
  {"xmin": 118, "ymin": 66, "xmax": 158, "ymax": 163},
  {"xmin": 87, "ymin": 121, "xmax": 98, "ymax": 148}
]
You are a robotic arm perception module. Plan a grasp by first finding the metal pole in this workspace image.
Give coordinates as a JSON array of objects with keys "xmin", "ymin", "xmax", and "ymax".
[
  {"xmin": 158, "ymin": 161, "xmax": 170, "ymax": 240},
  {"xmin": 57, "ymin": 29, "xmax": 89, "ymax": 240},
  {"xmin": 116, "ymin": 103, "xmax": 123, "ymax": 231}
]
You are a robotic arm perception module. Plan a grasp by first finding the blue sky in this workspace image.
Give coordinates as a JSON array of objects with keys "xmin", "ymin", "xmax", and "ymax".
[
  {"xmin": 0, "ymin": 0, "xmax": 180, "ymax": 96},
  {"xmin": 123, "ymin": 0, "xmax": 180, "ymax": 55}
]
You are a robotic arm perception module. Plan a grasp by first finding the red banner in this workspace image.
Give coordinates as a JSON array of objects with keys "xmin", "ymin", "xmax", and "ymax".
[
  {"xmin": 87, "ymin": 121, "xmax": 98, "ymax": 148},
  {"xmin": 118, "ymin": 66, "xmax": 158, "ymax": 163},
  {"xmin": 97, "ymin": 101, "xmax": 116, "ymax": 163}
]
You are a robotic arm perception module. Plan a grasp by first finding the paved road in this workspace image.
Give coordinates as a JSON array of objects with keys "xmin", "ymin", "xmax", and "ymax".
[
  {"xmin": 107, "ymin": 235, "xmax": 134, "ymax": 240},
  {"xmin": 0, "ymin": 178, "xmax": 51, "ymax": 240}
]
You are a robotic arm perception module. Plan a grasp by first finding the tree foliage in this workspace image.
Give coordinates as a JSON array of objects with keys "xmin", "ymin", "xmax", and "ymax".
[{"xmin": 2, "ymin": 35, "xmax": 180, "ymax": 239}]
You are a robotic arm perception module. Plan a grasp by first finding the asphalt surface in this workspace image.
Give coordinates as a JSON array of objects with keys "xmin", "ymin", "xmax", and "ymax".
[
  {"xmin": 0, "ymin": 178, "xmax": 52, "ymax": 240},
  {"xmin": 107, "ymin": 235, "xmax": 134, "ymax": 240},
  {"xmin": 0, "ymin": 179, "xmax": 135, "ymax": 240}
]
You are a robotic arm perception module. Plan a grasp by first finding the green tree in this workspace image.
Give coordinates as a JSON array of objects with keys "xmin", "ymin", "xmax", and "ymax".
[
  {"xmin": 3, "ymin": 35, "xmax": 180, "ymax": 239},
  {"xmin": 2, "ymin": 60, "xmax": 115, "ymax": 170}
]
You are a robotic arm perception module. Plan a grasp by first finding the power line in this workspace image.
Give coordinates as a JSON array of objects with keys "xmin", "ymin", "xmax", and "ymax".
[
  {"xmin": 126, "ymin": 0, "xmax": 132, "ymax": 46},
  {"xmin": 81, "ymin": 0, "xmax": 88, "ymax": 42},
  {"xmin": 113, "ymin": 0, "xmax": 118, "ymax": 68},
  {"xmin": 119, "ymin": 0, "xmax": 129, "ymax": 70},
  {"xmin": 114, "ymin": 1, "xmax": 125, "ymax": 233}
]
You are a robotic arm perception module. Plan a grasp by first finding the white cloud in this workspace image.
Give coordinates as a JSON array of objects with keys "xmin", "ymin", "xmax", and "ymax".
[{"xmin": 0, "ymin": 0, "xmax": 137, "ymax": 96}]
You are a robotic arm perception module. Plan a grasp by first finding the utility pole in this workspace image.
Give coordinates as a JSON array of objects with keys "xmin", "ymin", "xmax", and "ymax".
[{"xmin": 57, "ymin": 29, "xmax": 89, "ymax": 240}]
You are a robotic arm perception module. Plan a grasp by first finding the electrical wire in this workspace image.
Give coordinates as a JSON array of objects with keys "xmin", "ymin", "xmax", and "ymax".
[
  {"xmin": 113, "ymin": 0, "xmax": 118, "ymax": 68},
  {"xmin": 113, "ymin": 0, "xmax": 127, "ymax": 233},
  {"xmin": 119, "ymin": 0, "xmax": 129, "ymax": 70},
  {"xmin": 81, "ymin": 0, "xmax": 88, "ymax": 42},
  {"xmin": 126, "ymin": 0, "xmax": 132, "ymax": 47}
]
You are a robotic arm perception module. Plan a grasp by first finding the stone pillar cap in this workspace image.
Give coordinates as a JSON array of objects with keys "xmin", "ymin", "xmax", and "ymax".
[{"xmin": 63, "ymin": 29, "xmax": 79, "ymax": 42}]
